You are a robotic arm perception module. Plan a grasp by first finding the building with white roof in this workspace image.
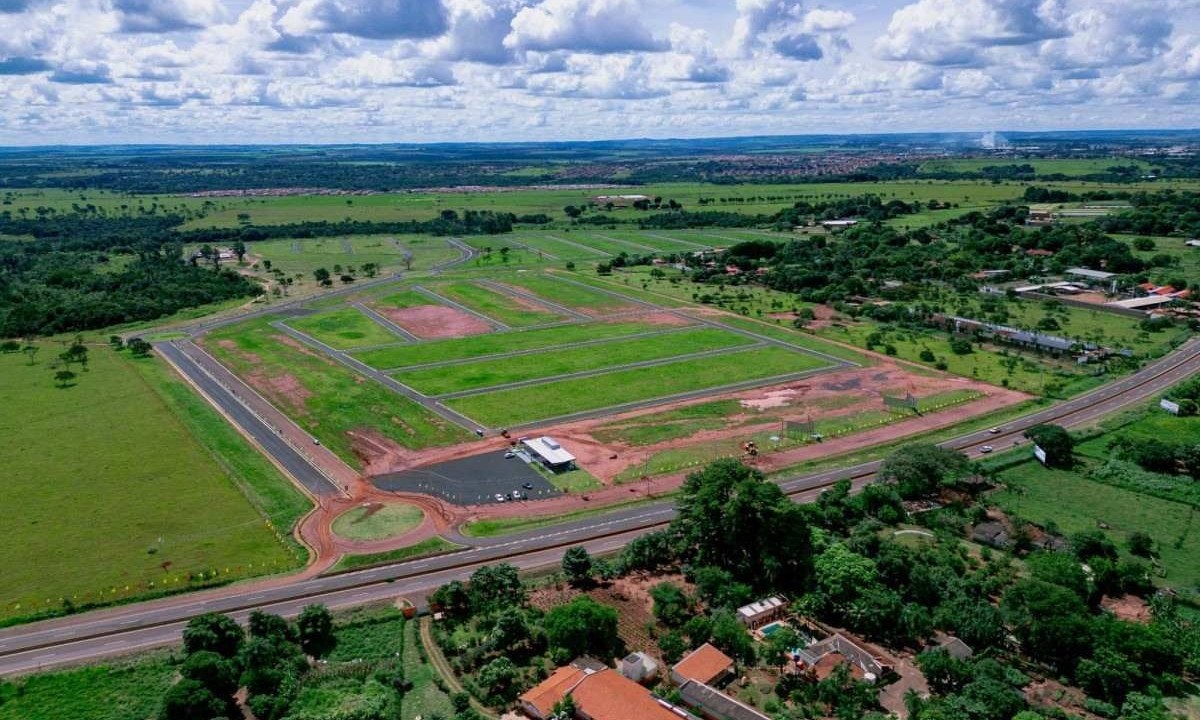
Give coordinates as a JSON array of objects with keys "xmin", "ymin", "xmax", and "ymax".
[
  {"xmin": 521, "ymin": 436, "xmax": 576, "ymax": 471},
  {"xmin": 736, "ymin": 596, "xmax": 787, "ymax": 629}
]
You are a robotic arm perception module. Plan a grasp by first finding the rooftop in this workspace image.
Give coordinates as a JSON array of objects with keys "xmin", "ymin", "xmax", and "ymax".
[
  {"xmin": 519, "ymin": 663, "xmax": 697, "ymax": 720},
  {"xmin": 1066, "ymin": 267, "xmax": 1117, "ymax": 280},
  {"xmin": 736, "ymin": 596, "xmax": 785, "ymax": 620},
  {"xmin": 521, "ymin": 436, "xmax": 575, "ymax": 465},
  {"xmin": 673, "ymin": 643, "xmax": 734, "ymax": 686}
]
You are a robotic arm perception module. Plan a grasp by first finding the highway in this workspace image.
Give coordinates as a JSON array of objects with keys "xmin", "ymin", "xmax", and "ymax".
[{"xmin": 1, "ymin": 337, "xmax": 1197, "ymax": 676}]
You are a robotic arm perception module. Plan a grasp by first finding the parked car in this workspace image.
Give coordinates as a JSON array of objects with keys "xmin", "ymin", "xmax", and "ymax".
[
  {"xmin": 494, "ymin": 493, "xmax": 506, "ymax": 502},
  {"xmin": 503, "ymin": 450, "xmax": 515, "ymax": 458},
  {"xmin": 511, "ymin": 490, "xmax": 523, "ymax": 501},
  {"xmin": 522, "ymin": 481, "xmax": 533, "ymax": 490}
]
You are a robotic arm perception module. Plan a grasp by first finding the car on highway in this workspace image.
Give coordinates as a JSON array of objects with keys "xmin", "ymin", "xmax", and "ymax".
[
  {"xmin": 980, "ymin": 445, "xmax": 994, "ymax": 453},
  {"xmin": 988, "ymin": 427, "xmax": 1001, "ymax": 434},
  {"xmin": 312, "ymin": 437, "xmax": 321, "ymax": 445}
]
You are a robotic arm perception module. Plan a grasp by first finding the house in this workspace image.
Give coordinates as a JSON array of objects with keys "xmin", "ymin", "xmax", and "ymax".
[
  {"xmin": 676, "ymin": 679, "xmax": 771, "ymax": 720},
  {"xmin": 1025, "ymin": 248, "xmax": 1054, "ymax": 257},
  {"xmin": 520, "ymin": 436, "xmax": 576, "ymax": 472},
  {"xmin": 736, "ymin": 596, "xmax": 787, "ymax": 630},
  {"xmin": 620, "ymin": 652, "xmax": 659, "ymax": 684},
  {"xmin": 971, "ymin": 521, "xmax": 1010, "ymax": 549},
  {"xmin": 591, "ymin": 194, "xmax": 651, "ymax": 208},
  {"xmin": 1185, "ymin": 240, "xmax": 1200, "ymax": 248},
  {"xmin": 672, "ymin": 644, "xmax": 768, "ymax": 720},
  {"xmin": 518, "ymin": 659, "xmax": 698, "ymax": 720},
  {"xmin": 934, "ymin": 635, "xmax": 975, "ymax": 660},
  {"xmin": 796, "ymin": 634, "xmax": 890, "ymax": 683},
  {"xmin": 671, "ymin": 643, "xmax": 735, "ymax": 687},
  {"xmin": 1066, "ymin": 267, "xmax": 1116, "ymax": 283},
  {"xmin": 1025, "ymin": 210, "xmax": 1055, "ymax": 226},
  {"xmin": 821, "ymin": 219, "xmax": 858, "ymax": 230}
]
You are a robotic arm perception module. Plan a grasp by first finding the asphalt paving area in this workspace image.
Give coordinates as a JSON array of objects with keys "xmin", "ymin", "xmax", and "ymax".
[{"xmin": 372, "ymin": 451, "xmax": 559, "ymax": 505}]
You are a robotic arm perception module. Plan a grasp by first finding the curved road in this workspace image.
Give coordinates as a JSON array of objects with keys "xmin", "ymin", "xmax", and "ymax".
[{"xmin": 1, "ymin": 338, "xmax": 1197, "ymax": 675}]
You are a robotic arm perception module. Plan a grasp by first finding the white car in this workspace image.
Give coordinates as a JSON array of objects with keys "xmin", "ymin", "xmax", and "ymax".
[
  {"xmin": 503, "ymin": 450, "xmax": 515, "ymax": 459},
  {"xmin": 988, "ymin": 427, "xmax": 1001, "ymax": 435},
  {"xmin": 980, "ymin": 445, "xmax": 994, "ymax": 454},
  {"xmin": 494, "ymin": 493, "xmax": 506, "ymax": 502}
]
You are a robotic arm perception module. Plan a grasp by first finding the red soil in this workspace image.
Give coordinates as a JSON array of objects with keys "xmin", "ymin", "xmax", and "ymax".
[{"xmin": 377, "ymin": 304, "xmax": 492, "ymax": 338}]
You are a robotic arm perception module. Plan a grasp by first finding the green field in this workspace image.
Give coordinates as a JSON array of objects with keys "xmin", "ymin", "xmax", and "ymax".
[
  {"xmin": 0, "ymin": 347, "xmax": 298, "ymax": 618},
  {"xmin": 329, "ymin": 537, "xmax": 464, "ymax": 573},
  {"xmin": 917, "ymin": 158, "xmax": 1151, "ymax": 176},
  {"xmin": 287, "ymin": 306, "xmax": 402, "ymax": 349},
  {"xmin": 1115, "ymin": 234, "xmax": 1200, "ymax": 284},
  {"xmin": 373, "ymin": 288, "xmax": 441, "ymax": 309},
  {"xmin": 992, "ymin": 460, "xmax": 1200, "ymax": 593},
  {"xmin": 0, "ymin": 652, "xmax": 176, "ymax": 720},
  {"xmin": 204, "ymin": 318, "xmax": 471, "ymax": 465},
  {"xmin": 331, "ymin": 503, "xmax": 425, "ymax": 541},
  {"xmin": 352, "ymin": 319, "xmax": 674, "ymax": 369},
  {"xmin": 499, "ymin": 272, "xmax": 636, "ymax": 313},
  {"xmin": 430, "ymin": 280, "xmax": 566, "ymax": 326},
  {"xmin": 185, "ymin": 234, "xmax": 461, "ymax": 277},
  {"xmin": 394, "ymin": 327, "xmax": 754, "ymax": 395},
  {"xmin": 446, "ymin": 345, "xmax": 831, "ymax": 426}
]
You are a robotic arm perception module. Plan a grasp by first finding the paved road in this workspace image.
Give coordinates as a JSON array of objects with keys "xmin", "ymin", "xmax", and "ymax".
[
  {"xmin": 155, "ymin": 341, "xmax": 342, "ymax": 498},
  {"xmin": 2, "ymin": 338, "xmax": 1197, "ymax": 676}
]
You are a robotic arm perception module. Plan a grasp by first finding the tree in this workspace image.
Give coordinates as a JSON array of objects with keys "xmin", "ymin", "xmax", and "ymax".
[
  {"xmin": 1026, "ymin": 551, "xmax": 1089, "ymax": 601},
  {"xmin": 658, "ymin": 630, "xmax": 687, "ymax": 664},
  {"xmin": 54, "ymin": 369, "xmax": 76, "ymax": 387},
  {"xmin": 1025, "ymin": 424, "xmax": 1073, "ymax": 467},
  {"xmin": 469, "ymin": 564, "xmax": 524, "ymax": 614},
  {"xmin": 108, "ymin": 335, "xmax": 123, "ymax": 350},
  {"xmin": 127, "ymin": 338, "xmax": 152, "ymax": 357},
  {"xmin": 691, "ymin": 566, "xmax": 753, "ymax": 610},
  {"xmin": 1071, "ymin": 529, "xmax": 1119, "ymax": 564},
  {"xmin": 22, "ymin": 344, "xmax": 39, "ymax": 365},
  {"xmin": 544, "ymin": 596, "xmax": 621, "ymax": 663},
  {"xmin": 313, "ymin": 267, "xmax": 332, "ymax": 286},
  {"xmin": 180, "ymin": 649, "xmax": 240, "ymax": 698},
  {"xmin": 233, "ymin": 240, "xmax": 246, "ymax": 263},
  {"xmin": 0, "ymin": 339, "xmax": 19, "ymax": 353},
  {"xmin": 477, "ymin": 657, "xmax": 520, "ymax": 703},
  {"xmin": 160, "ymin": 678, "xmax": 226, "ymax": 720},
  {"xmin": 814, "ymin": 542, "xmax": 878, "ymax": 611},
  {"xmin": 877, "ymin": 444, "xmax": 969, "ymax": 499},
  {"xmin": 649, "ymin": 582, "xmax": 691, "ymax": 627},
  {"xmin": 296, "ymin": 604, "xmax": 336, "ymax": 658},
  {"xmin": 1002, "ymin": 579, "xmax": 1093, "ymax": 671},
  {"xmin": 763, "ymin": 623, "xmax": 801, "ymax": 672},
  {"xmin": 182, "ymin": 613, "xmax": 244, "ymax": 659},
  {"xmin": 1127, "ymin": 531, "xmax": 1154, "ymax": 558},
  {"xmin": 562, "ymin": 546, "xmax": 594, "ymax": 587},
  {"xmin": 563, "ymin": 205, "xmax": 583, "ymax": 219},
  {"xmin": 710, "ymin": 609, "xmax": 755, "ymax": 664},
  {"xmin": 431, "ymin": 580, "xmax": 470, "ymax": 618},
  {"xmin": 249, "ymin": 610, "xmax": 296, "ymax": 647},
  {"xmin": 673, "ymin": 459, "xmax": 813, "ymax": 592},
  {"xmin": 917, "ymin": 648, "xmax": 971, "ymax": 694},
  {"xmin": 489, "ymin": 608, "xmax": 533, "ymax": 654}
]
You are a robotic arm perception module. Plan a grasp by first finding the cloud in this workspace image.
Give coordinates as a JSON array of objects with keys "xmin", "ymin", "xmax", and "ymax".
[
  {"xmin": 280, "ymin": 0, "xmax": 449, "ymax": 40},
  {"xmin": 529, "ymin": 54, "xmax": 666, "ymax": 99},
  {"xmin": 666, "ymin": 24, "xmax": 729, "ymax": 83},
  {"xmin": 0, "ymin": 0, "xmax": 37, "ymax": 12},
  {"xmin": 50, "ymin": 62, "xmax": 113, "ymax": 84},
  {"xmin": 1039, "ymin": 2, "xmax": 1171, "ymax": 71},
  {"xmin": 505, "ymin": 0, "xmax": 666, "ymax": 54},
  {"xmin": 876, "ymin": 0, "xmax": 1068, "ymax": 67},
  {"xmin": 113, "ymin": 0, "xmax": 224, "ymax": 33},
  {"xmin": 773, "ymin": 33, "xmax": 822, "ymax": 60},
  {"xmin": 801, "ymin": 8, "xmax": 854, "ymax": 33},
  {"xmin": 430, "ymin": 0, "xmax": 522, "ymax": 64},
  {"xmin": 333, "ymin": 53, "xmax": 457, "ymax": 87},
  {"xmin": 0, "ymin": 56, "xmax": 50, "ymax": 74}
]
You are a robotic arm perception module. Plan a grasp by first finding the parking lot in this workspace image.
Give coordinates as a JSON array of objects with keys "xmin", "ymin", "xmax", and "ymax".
[{"xmin": 372, "ymin": 450, "xmax": 560, "ymax": 505}]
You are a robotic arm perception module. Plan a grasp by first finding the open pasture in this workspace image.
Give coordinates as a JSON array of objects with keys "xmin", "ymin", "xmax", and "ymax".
[
  {"xmin": 0, "ymin": 346, "xmax": 298, "ymax": 618},
  {"xmin": 445, "ymin": 344, "xmax": 833, "ymax": 426},
  {"xmin": 393, "ymin": 326, "xmax": 755, "ymax": 395}
]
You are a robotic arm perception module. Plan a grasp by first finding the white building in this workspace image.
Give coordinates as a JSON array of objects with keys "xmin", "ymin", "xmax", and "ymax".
[{"xmin": 520, "ymin": 436, "xmax": 576, "ymax": 471}]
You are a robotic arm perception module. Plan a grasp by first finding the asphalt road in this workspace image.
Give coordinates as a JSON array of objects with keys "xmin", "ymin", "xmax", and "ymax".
[{"xmin": 3, "ymin": 337, "xmax": 1195, "ymax": 675}]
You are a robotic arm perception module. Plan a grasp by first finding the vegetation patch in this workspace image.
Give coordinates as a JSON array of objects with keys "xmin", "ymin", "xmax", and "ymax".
[
  {"xmin": 329, "ymin": 537, "xmax": 465, "ymax": 573},
  {"xmin": 330, "ymin": 502, "xmax": 425, "ymax": 541},
  {"xmin": 287, "ymin": 306, "xmax": 402, "ymax": 349}
]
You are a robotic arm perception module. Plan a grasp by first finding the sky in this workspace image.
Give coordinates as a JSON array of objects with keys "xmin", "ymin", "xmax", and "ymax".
[{"xmin": 1, "ymin": 0, "xmax": 1199, "ymax": 145}]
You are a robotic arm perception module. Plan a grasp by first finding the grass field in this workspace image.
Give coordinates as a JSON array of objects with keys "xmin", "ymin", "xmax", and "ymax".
[
  {"xmin": 992, "ymin": 460, "xmax": 1199, "ymax": 594},
  {"xmin": 0, "ymin": 652, "xmax": 176, "ymax": 720},
  {"xmin": 329, "ymin": 537, "xmax": 464, "ymax": 573},
  {"xmin": 393, "ymin": 327, "xmax": 754, "ymax": 395},
  {"xmin": 204, "ymin": 318, "xmax": 471, "ymax": 464},
  {"xmin": 0, "ymin": 347, "xmax": 297, "ymax": 618},
  {"xmin": 331, "ymin": 503, "xmax": 424, "ymax": 541},
  {"xmin": 430, "ymin": 280, "xmax": 566, "ymax": 326},
  {"xmin": 446, "ymin": 345, "xmax": 831, "ymax": 426},
  {"xmin": 183, "ymin": 234, "xmax": 460, "ymax": 277},
  {"xmin": 1115, "ymin": 234, "xmax": 1200, "ymax": 284},
  {"xmin": 917, "ymin": 158, "xmax": 1151, "ymax": 176},
  {"xmin": 352, "ymin": 319, "xmax": 674, "ymax": 369},
  {"xmin": 288, "ymin": 306, "xmax": 402, "ymax": 349},
  {"xmin": 373, "ymin": 288, "xmax": 442, "ymax": 309},
  {"xmin": 499, "ymin": 272, "xmax": 635, "ymax": 313}
]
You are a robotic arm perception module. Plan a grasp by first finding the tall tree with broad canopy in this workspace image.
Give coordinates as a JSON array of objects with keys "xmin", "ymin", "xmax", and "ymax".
[{"xmin": 672, "ymin": 459, "xmax": 813, "ymax": 592}]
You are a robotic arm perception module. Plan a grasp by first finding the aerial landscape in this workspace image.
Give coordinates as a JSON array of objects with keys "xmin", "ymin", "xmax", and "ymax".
[{"xmin": 5, "ymin": 1, "xmax": 1200, "ymax": 720}]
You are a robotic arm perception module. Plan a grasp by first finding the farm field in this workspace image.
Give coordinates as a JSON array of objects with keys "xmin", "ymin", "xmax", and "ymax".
[
  {"xmin": 429, "ymin": 280, "xmax": 566, "ymax": 326},
  {"xmin": 203, "ymin": 318, "xmax": 471, "ymax": 464},
  {"xmin": 351, "ymin": 318, "xmax": 673, "ymax": 369},
  {"xmin": 446, "ymin": 344, "xmax": 832, "ymax": 426},
  {"xmin": 917, "ymin": 157, "xmax": 1152, "ymax": 176},
  {"xmin": 287, "ymin": 306, "xmax": 403, "ymax": 349},
  {"xmin": 209, "ymin": 234, "xmax": 461, "ymax": 276},
  {"xmin": 393, "ymin": 326, "xmax": 755, "ymax": 395},
  {"xmin": 0, "ymin": 346, "xmax": 297, "ymax": 619}
]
